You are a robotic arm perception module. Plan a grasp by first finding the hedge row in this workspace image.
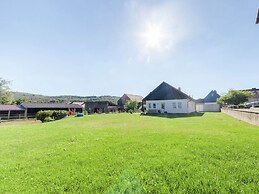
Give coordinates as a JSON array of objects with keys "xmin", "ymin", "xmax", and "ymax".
[{"xmin": 36, "ymin": 110, "xmax": 68, "ymax": 123}]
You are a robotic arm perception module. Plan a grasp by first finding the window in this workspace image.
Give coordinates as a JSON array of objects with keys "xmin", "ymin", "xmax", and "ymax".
[
  {"xmin": 148, "ymin": 103, "xmax": 151, "ymax": 109},
  {"xmin": 161, "ymin": 103, "xmax": 165, "ymax": 109},
  {"xmin": 153, "ymin": 103, "xmax": 156, "ymax": 109},
  {"xmin": 178, "ymin": 102, "xmax": 182, "ymax": 109},
  {"xmin": 172, "ymin": 102, "xmax": 176, "ymax": 108}
]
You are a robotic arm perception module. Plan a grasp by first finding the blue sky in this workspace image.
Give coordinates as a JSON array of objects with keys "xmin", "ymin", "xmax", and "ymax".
[{"xmin": 0, "ymin": 0, "xmax": 258, "ymax": 99}]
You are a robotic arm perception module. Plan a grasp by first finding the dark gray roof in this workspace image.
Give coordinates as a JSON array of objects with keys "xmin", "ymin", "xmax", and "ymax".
[
  {"xmin": 143, "ymin": 82, "xmax": 193, "ymax": 101},
  {"xmin": 21, "ymin": 103, "xmax": 82, "ymax": 109},
  {"xmin": 243, "ymin": 88, "xmax": 259, "ymax": 92},
  {"xmin": 204, "ymin": 90, "xmax": 220, "ymax": 103},
  {"xmin": 0, "ymin": 105, "xmax": 25, "ymax": 111}
]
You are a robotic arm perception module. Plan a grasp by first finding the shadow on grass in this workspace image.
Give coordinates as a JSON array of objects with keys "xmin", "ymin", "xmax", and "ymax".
[
  {"xmin": 106, "ymin": 171, "xmax": 146, "ymax": 194},
  {"xmin": 141, "ymin": 112, "xmax": 205, "ymax": 119}
]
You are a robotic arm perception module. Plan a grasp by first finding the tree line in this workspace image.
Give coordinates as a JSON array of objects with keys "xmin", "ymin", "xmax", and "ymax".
[{"xmin": 0, "ymin": 77, "xmax": 255, "ymax": 107}]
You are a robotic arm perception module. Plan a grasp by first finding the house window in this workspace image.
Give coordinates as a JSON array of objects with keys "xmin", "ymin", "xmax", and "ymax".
[
  {"xmin": 172, "ymin": 102, "xmax": 176, "ymax": 108},
  {"xmin": 178, "ymin": 102, "xmax": 182, "ymax": 109},
  {"xmin": 153, "ymin": 103, "xmax": 156, "ymax": 109},
  {"xmin": 161, "ymin": 103, "xmax": 165, "ymax": 109},
  {"xmin": 148, "ymin": 103, "xmax": 151, "ymax": 109}
]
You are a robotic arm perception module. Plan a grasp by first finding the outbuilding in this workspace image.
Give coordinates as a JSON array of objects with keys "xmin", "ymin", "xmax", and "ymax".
[
  {"xmin": 117, "ymin": 94, "xmax": 143, "ymax": 111},
  {"xmin": 196, "ymin": 90, "xmax": 220, "ymax": 112},
  {"xmin": 0, "ymin": 105, "xmax": 26, "ymax": 120},
  {"xmin": 85, "ymin": 101, "xmax": 117, "ymax": 114},
  {"xmin": 21, "ymin": 103, "xmax": 83, "ymax": 118}
]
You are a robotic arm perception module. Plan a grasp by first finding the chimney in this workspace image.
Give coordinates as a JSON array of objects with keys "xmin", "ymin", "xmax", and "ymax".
[{"xmin": 178, "ymin": 87, "xmax": 181, "ymax": 91}]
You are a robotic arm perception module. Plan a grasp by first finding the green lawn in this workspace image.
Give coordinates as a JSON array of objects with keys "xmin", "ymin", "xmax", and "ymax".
[{"xmin": 0, "ymin": 113, "xmax": 258, "ymax": 193}]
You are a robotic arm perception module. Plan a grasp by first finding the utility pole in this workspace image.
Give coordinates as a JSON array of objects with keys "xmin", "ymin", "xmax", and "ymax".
[{"xmin": 256, "ymin": 8, "xmax": 259, "ymax": 24}]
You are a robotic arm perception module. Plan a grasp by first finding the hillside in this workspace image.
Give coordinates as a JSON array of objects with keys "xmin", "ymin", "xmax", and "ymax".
[{"xmin": 12, "ymin": 92, "xmax": 120, "ymax": 104}]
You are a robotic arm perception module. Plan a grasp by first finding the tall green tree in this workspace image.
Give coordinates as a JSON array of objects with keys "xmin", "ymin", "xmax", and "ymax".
[
  {"xmin": 0, "ymin": 77, "xmax": 14, "ymax": 104},
  {"xmin": 217, "ymin": 89, "xmax": 253, "ymax": 106}
]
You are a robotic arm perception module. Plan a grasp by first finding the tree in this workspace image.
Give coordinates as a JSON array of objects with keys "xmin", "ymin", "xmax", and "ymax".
[
  {"xmin": 15, "ymin": 97, "xmax": 27, "ymax": 105},
  {"xmin": 217, "ymin": 89, "xmax": 253, "ymax": 106},
  {"xmin": 0, "ymin": 77, "xmax": 13, "ymax": 104},
  {"xmin": 125, "ymin": 100, "xmax": 138, "ymax": 113}
]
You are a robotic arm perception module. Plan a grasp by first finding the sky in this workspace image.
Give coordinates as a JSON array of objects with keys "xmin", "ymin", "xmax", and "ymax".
[{"xmin": 0, "ymin": 0, "xmax": 258, "ymax": 99}]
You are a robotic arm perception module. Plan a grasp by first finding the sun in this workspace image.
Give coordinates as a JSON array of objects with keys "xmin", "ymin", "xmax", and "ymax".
[{"xmin": 140, "ymin": 23, "xmax": 166, "ymax": 49}]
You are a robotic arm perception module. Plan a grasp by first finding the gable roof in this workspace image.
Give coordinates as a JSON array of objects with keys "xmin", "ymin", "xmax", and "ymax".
[
  {"xmin": 0, "ymin": 105, "xmax": 25, "ymax": 111},
  {"xmin": 143, "ymin": 82, "xmax": 193, "ymax": 102},
  {"xmin": 124, "ymin": 94, "xmax": 143, "ymax": 102},
  {"xmin": 21, "ymin": 103, "xmax": 82, "ymax": 109},
  {"xmin": 204, "ymin": 90, "xmax": 220, "ymax": 103}
]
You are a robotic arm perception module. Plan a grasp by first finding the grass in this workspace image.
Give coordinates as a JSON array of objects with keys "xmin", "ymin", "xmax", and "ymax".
[{"xmin": 0, "ymin": 113, "xmax": 258, "ymax": 193}]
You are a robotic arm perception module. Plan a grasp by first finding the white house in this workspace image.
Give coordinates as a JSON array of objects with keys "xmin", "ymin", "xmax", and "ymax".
[
  {"xmin": 143, "ymin": 82, "xmax": 196, "ymax": 114},
  {"xmin": 196, "ymin": 90, "xmax": 220, "ymax": 112}
]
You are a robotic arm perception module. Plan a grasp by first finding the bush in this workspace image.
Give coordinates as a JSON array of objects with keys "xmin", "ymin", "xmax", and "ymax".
[
  {"xmin": 52, "ymin": 110, "xmax": 68, "ymax": 120},
  {"xmin": 36, "ymin": 110, "xmax": 53, "ymax": 123},
  {"xmin": 44, "ymin": 117, "xmax": 54, "ymax": 122},
  {"xmin": 36, "ymin": 110, "xmax": 68, "ymax": 123},
  {"xmin": 125, "ymin": 100, "xmax": 138, "ymax": 113}
]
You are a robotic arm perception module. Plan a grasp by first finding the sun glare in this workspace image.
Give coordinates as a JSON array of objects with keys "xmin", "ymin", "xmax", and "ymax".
[{"xmin": 140, "ymin": 23, "xmax": 166, "ymax": 50}]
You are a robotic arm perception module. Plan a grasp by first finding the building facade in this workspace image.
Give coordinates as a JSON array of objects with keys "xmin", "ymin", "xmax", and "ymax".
[
  {"xmin": 85, "ymin": 101, "xmax": 117, "ymax": 114},
  {"xmin": 196, "ymin": 90, "xmax": 220, "ymax": 112},
  {"xmin": 146, "ymin": 99, "xmax": 196, "ymax": 114},
  {"xmin": 143, "ymin": 82, "xmax": 196, "ymax": 114}
]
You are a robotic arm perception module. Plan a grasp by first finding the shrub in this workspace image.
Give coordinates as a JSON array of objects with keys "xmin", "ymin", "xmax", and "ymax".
[
  {"xmin": 52, "ymin": 110, "xmax": 68, "ymax": 120},
  {"xmin": 36, "ymin": 110, "xmax": 69, "ymax": 123},
  {"xmin": 44, "ymin": 117, "xmax": 54, "ymax": 122},
  {"xmin": 36, "ymin": 110, "xmax": 53, "ymax": 123}
]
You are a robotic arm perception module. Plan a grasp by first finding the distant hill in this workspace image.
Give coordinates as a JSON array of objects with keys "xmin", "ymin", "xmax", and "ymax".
[{"xmin": 12, "ymin": 92, "xmax": 120, "ymax": 104}]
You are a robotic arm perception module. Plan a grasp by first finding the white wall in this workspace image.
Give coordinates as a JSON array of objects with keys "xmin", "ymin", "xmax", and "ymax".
[
  {"xmin": 146, "ymin": 99, "xmax": 196, "ymax": 114},
  {"xmin": 188, "ymin": 100, "xmax": 196, "ymax": 113},
  {"xmin": 196, "ymin": 103, "xmax": 220, "ymax": 112},
  {"xmin": 196, "ymin": 104, "xmax": 204, "ymax": 112}
]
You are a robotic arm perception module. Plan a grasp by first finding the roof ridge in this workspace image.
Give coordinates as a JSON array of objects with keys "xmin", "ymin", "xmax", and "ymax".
[{"xmin": 143, "ymin": 82, "xmax": 193, "ymax": 101}]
